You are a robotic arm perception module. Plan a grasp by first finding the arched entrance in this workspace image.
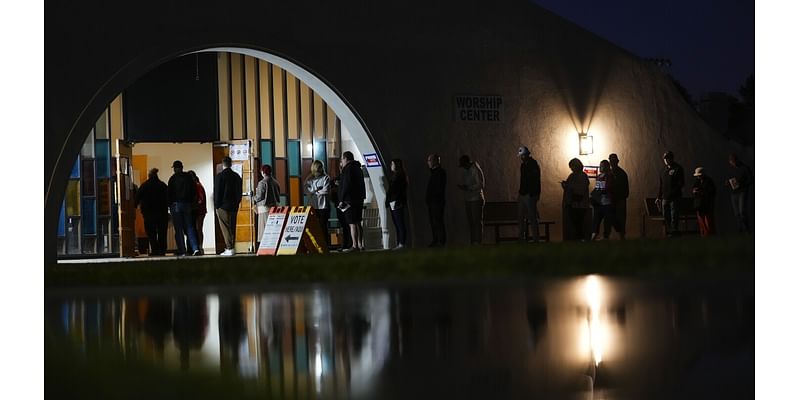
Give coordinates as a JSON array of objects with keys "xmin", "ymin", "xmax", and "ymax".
[{"xmin": 53, "ymin": 47, "xmax": 391, "ymax": 259}]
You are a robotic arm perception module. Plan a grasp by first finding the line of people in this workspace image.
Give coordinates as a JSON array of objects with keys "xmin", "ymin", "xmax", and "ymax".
[{"xmin": 136, "ymin": 156, "xmax": 243, "ymax": 257}]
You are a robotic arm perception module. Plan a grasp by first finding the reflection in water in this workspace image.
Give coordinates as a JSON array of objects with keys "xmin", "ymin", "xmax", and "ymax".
[{"xmin": 46, "ymin": 276, "xmax": 753, "ymax": 399}]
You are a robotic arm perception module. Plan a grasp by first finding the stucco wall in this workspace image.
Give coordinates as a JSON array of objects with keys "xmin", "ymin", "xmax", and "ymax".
[{"xmin": 45, "ymin": 0, "xmax": 752, "ymax": 262}]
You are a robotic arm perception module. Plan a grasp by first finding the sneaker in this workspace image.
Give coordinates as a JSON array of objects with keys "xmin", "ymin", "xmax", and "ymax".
[
  {"xmin": 341, "ymin": 247, "xmax": 359, "ymax": 253},
  {"xmin": 176, "ymin": 253, "xmax": 186, "ymax": 257},
  {"xmin": 220, "ymin": 249, "xmax": 234, "ymax": 256},
  {"xmin": 192, "ymin": 250, "xmax": 201, "ymax": 256},
  {"xmin": 392, "ymin": 244, "xmax": 405, "ymax": 250}
]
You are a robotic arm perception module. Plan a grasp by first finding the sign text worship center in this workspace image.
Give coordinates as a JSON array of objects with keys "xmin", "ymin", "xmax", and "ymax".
[{"xmin": 454, "ymin": 95, "xmax": 503, "ymax": 123}]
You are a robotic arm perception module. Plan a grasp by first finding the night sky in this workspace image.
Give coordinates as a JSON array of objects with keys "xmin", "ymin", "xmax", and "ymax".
[{"xmin": 532, "ymin": 0, "xmax": 754, "ymax": 100}]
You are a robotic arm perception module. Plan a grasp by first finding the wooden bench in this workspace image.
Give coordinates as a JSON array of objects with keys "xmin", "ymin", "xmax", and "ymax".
[
  {"xmin": 484, "ymin": 201, "xmax": 555, "ymax": 242},
  {"xmin": 641, "ymin": 197, "xmax": 697, "ymax": 237}
]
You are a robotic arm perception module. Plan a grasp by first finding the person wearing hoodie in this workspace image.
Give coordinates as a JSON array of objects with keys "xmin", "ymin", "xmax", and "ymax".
[
  {"xmin": 136, "ymin": 168, "xmax": 169, "ymax": 255},
  {"xmin": 457, "ymin": 154, "xmax": 486, "ymax": 245},
  {"xmin": 338, "ymin": 151, "xmax": 366, "ymax": 252}
]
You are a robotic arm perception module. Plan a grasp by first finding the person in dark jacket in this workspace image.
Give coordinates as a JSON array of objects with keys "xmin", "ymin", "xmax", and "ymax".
[
  {"xmin": 691, "ymin": 167, "xmax": 716, "ymax": 237},
  {"xmin": 214, "ymin": 156, "xmax": 243, "ymax": 256},
  {"xmin": 338, "ymin": 151, "xmax": 366, "ymax": 252},
  {"xmin": 136, "ymin": 168, "xmax": 169, "ymax": 255},
  {"xmin": 657, "ymin": 150, "xmax": 685, "ymax": 237},
  {"xmin": 426, "ymin": 153, "xmax": 447, "ymax": 247},
  {"xmin": 331, "ymin": 172, "xmax": 353, "ymax": 251},
  {"xmin": 517, "ymin": 146, "xmax": 541, "ymax": 242},
  {"xmin": 168, "ymin": 160, "xmax": 201, "ymax": 256},
  {"xmin": 608, "ymin": 153, "xmax": 629, "ymax": 239},
  {"xmin": 385, "ymin": 158, "xmax": 409, "ymax": 250},
  {"xmin": 726, "ymin": 153, "xmax": 752, "ymax": 234},
  {"xmin": 186, "ymin": 170, "xmax": 207, "ymax": 255}
]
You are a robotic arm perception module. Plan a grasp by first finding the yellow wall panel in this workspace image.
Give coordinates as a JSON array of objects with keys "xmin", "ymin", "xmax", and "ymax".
[
  {"xmin": 286, "ymin": 73, "xmax": 299, "ymax": 140},
  {"xmin": 313, "ymin": 93, "xmax": 325, "ymax": 139},
  {"xmin": 230, "ymin": 53, "xmax": 244, "ymax": 139},
  {"xmin": 300, "ymin": 83, "xmax": 312, "ymax": 157},
  {"xmin": 289, "ymin": 177, "xmax": 301, "ymax": 206},
  {"xmin": 258, "ymin": 60, "xmax": 272, "ymax": 140},
  {"xmin": 217, "ymin": 53, "xmax": 231, "ymax": 142},
  {"xmin": 244, "ymin": 56, "xmax": 258, "ymax": 141},
  {"xmin": 272, "ymin": 65, "xmax": 286, "ymax": 157}
]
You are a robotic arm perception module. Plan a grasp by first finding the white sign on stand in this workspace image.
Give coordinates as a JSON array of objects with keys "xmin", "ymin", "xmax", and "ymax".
[
  {"xmin": 229, "ymin": 143, "xmax": 250, "ymax": 160},
  {"xmin": 257, "ymin": 207, "xmax": 290, "ymax": 255},
  {"xmin": 277, "ymin": 208, "xmax": 310, "ymax": 255}
]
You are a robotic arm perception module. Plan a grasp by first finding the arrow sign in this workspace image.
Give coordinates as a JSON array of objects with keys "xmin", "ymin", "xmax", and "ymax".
[{"xmin": 284, "ymin": 235, "xmax": 299, "ymax": 242}]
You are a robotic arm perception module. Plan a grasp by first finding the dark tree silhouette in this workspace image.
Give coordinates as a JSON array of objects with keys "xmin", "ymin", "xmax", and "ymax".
[{"xmin": 727, "ymin": 74, "xmax": 754, "ymax": 146}]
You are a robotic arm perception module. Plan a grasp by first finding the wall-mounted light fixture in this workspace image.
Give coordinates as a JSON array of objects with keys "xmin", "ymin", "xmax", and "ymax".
[{"xmin": 579, "ymin": 133, "xmax": 594, "ymax": 155}]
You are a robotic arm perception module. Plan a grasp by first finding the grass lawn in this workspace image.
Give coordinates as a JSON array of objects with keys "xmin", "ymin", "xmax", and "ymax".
[{"xmin": 45, "ymin": 236, "xmax": 754, "ymax": 288}]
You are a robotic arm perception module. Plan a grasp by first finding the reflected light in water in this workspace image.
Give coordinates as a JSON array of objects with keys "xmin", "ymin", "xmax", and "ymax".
[{"xmin": 585, "ymin": 275, "xmax": 607, "ymax": 366}]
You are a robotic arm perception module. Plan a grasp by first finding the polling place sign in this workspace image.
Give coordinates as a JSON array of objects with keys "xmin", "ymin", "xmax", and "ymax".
[{"xmin": 454, "ymin": 95, "xmax": 503, "ymax": 122}]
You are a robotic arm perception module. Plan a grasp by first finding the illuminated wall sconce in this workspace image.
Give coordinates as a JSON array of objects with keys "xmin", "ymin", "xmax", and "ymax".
[{"xmin": 579, "ymin": 133, "xmax": 594, "ymax": 155}]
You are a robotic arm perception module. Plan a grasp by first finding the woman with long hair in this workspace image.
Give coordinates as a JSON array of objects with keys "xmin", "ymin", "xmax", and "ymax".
[
  {"xmin": 385, "ymin": 158, "xmax": 408, "ymax": 249},
  {"xmin": 186, "ymin": 170, "xmax": 207, "ymax": 254},
  {"xmin": 304, "ymin": 160, "xmax": 332, "ymax": 246},
  {"xmin": 253, "ymin": 164, "xmax": 281, "ymax": 243}
]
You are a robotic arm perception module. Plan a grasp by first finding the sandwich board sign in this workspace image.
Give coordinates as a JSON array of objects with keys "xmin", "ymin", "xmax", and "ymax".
[
  {"xmin": 276, "ymin": 206, "xmax": 328, "ymax": 255},
  {"xmin": 256, "ymin": 206, "xmax": 290, "ymax": 255}
]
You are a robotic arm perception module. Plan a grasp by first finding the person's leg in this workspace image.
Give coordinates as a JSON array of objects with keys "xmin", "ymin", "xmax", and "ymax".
[
  {"xmin": 662, "ymin": 200, "xmax": 673, "ymax": 236},
  {"xmin": 614, "ymin": 200, "xmax": 627, "ymax": 239},
  {"xmin": 696, "ymin": 211, "xmax": 707, "ymax": 237},
  {"xmin": 669, "ymin": 200, "xmax": 680, "ymax": 234},
  {"xmin": 477, "ymin": 198, "xmax": 485, "ymax": 244},
  {"xmin": 180, "ymin": 204, "xmax": 200, "ymax": 253},
  {"xmin": 591, "ymin": 206, "xmax": 602, "ymax": 239},
  {"xmin": 708, "ymin": 209, "xmax": 716, "ymax": 235},
  {"xmin": 318, "ymin": 208, "xmax": 330, "ymax": 246},
  {"xmin": 603, "ymin": 204, "xmax": 615, "ymax": 239},
  {"xmin": 390, "ymin": 208, "xmax": 402, "ymax": 246},
  {"xmin": 517, "ymin": 195, "xmax": 528, "ymax": 240},
  {"xmin": 172, "ymin": 205, "xmax": 187, "ymax": 255},
  {"xmin": 435, "ymin": 203, "xmax": 446, "ymax": 245},
  {"xmin": 396, "ymin": 208, "xmax": 407, "ymax": 245},
  {"xmin": 737, "ymin": 192, "xmax": 751, "ymax": 233},
  {"xmin": 529, "ymin": 197, "xmax": 540, "ymax": 242},
  {"xmin": 570, "ymin": 208, "xmax": 585, "ymax": 241},
  {"xmin": 348, "ymin": 223, "xmax": 359, "ymax": 249},
  {"xmin": 216, "ymin": 208, "xmax": 234, "ymax": 251},
  {"xmin": 142, "ymin": 214, "xmax": 156, "ymax": 255},
  {"xmin": 195, "ymin": 213, "xmax": 205, "ymax": 253},
  {"xmin": 465, "ymin": 201, "xmax": 475, "ymax": 244},
  {"xmin": 156, "ymin": 214, "xmax": 168, "ymax": 255},
  {"xmin": 227, "ymin": 210, "xmax": 238, "ymax": 247}
]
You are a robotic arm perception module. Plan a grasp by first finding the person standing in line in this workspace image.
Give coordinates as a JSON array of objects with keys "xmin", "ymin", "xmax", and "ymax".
[
  {"xmin": 214, "ymin": 156, "xmax": 243, "ymax": 256},
  {"xmin": 338, "ymin": 151, "xmax": 366, "ymax": 252},
  {"xmin": 305, "ymin": 160, "xmax": 332, "ymax": 247},
  {"xmin": 561, "ymin": 158, "xmax": 590, "ymax": 241},
  {"xmin": 691, "ymin": 167, "xmax": 716, "ymax": 237},
  {"xmin": 590, "ymin": 160, "xmax": 616, "ymax": 241},
  {"xmin": 517, "ymin": 146, "xmax": 541, "ymax": 243},
  {"xmin": 385, "ymin": 158, "xmax": 409, "ymax": 250},
  {"xmin": 168, "ymin": 160, "xmax": 201, "ymax": 256},
  {"xmin": 135, "ymin": 168, "xmax": 169, "ymax": 255},
  {"xmin": 726, "ymin": 153, "xmax": 753, "ymax": 234},
  {"xmin": 608, "ymin": 153, "xmax": 629, "ymax": 239},
  {"xmin": 331, "ymin": 172, "xmax": 353, "ymax": 251},
  {"xmin": 657, "ymin": 150, "xmax": 685, "ymax": 237},
  {"xmin": 186, "ymin": 170, "xmax": 207, "ymax": 255},
  {"xmin": 425, "ymin": 153, "xmax": 447, "ymax": 247},
  {"xmin": 457, "ymin": 155, "xmax": 485, "ymax": 245},
  {"xmin": 253, "ymin": 164, "xmax": 280, "ymax": 244}
]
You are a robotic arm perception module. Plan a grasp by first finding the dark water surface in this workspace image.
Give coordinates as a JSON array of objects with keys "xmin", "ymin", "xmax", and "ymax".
[{"xmin": 45, "ymin": 276, "xmax": 753, "ymax": 399}]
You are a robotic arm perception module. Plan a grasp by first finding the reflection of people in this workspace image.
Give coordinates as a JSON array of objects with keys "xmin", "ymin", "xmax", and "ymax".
[
  {"xmin": 186, "ymin": 170, "xmax": 207, "ymax": 255},
  {"xmin": 657, "ymin": 151, "xmax": 685, "ymax": 237},
  {"xmin": 136, "ymin": 168, "xmax": 169, "ymax": 255},
  {"xmin": 691, "ymin": 167, "xmax": 716, "ymax": 237},
  {"xmin": 218, "ymin": 296, "xmax": 246, "ymax": 370},
  {"xmin": 253, "ymin": 164, "xmax": 280, "ymax": 243},
  {"xmin": 143, "ymin": 297, "xmax": 173, "ymax": 359},
  {"xmin": 305, "ymin": 160, "xmax": 332, "ymax": 246},
  {"xmin": 726, "ymin": 154, "xmax": 752, "ymax": 234},
  {"xmin": 385, "ymin": 159, "xmax": 409, "ymax": 249},
  {"xmin": 457, "ymin": 155, "xmax": 485, "ymax": 245},
  {"xmin": 172, "ymin": 296, "xmax": 208, "ymax": 370},
  {"xmin": 561, "ymin": 158, "xmax": 590, "ymax": 241},
  {"xmin": 338, "ymin": 151, "xmax": 366, "ymax": 252},
  {"xmin": 426, "ymin": 154, "xmax": 447, "ymax": 247},
  {"xmin": 517, "ymin": 146, "xmax": 541, "ymax": 242},
  {"xmin": 214, "ymin": 156, "xmax": 243, "ymax": 256},
  {"xmin": 168, "ymin": 160, "xmax": 201, "ymax": 256}
]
